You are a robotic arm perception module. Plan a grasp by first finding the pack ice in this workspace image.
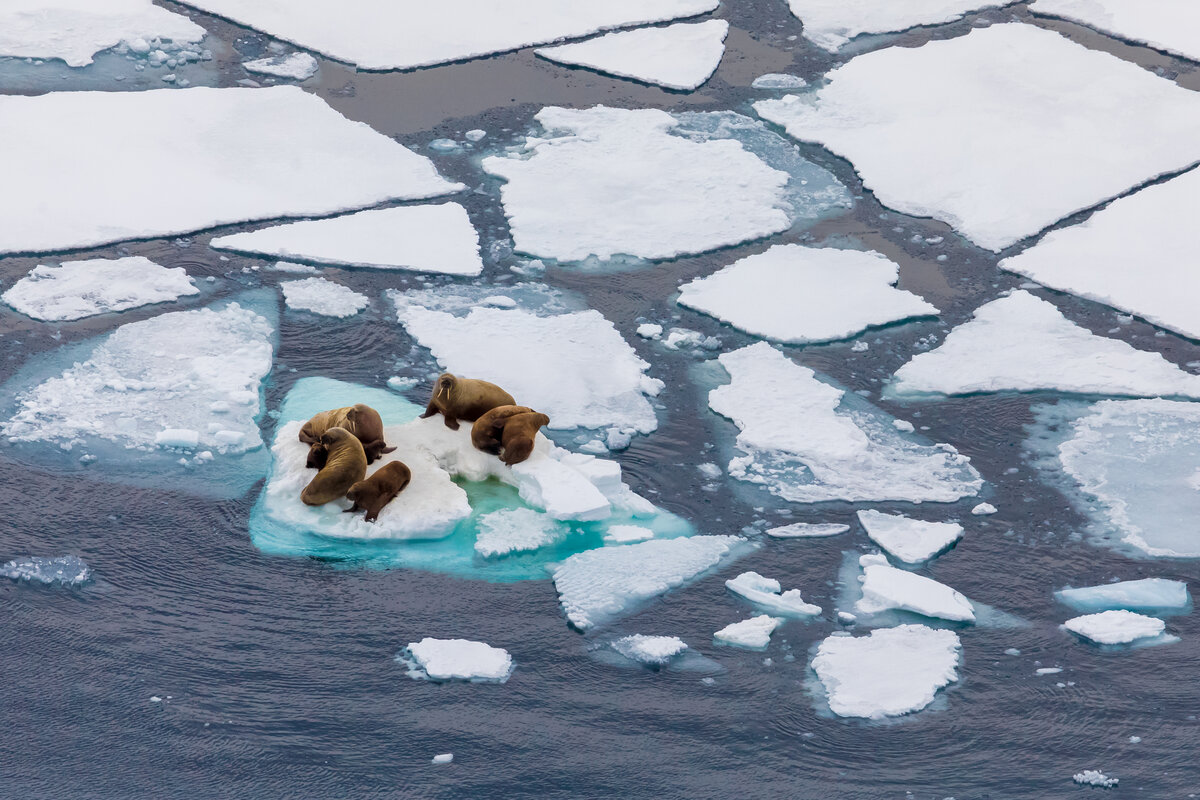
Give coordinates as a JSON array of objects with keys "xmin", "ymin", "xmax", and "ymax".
[
  {"xmin": 811, "ymin": 624, "xmax": 961, "ymax": 719},
  {"xmin": 707, "ymin": 343, "xmax": 982, "ymax": 503},
  {"xmin": 999, "ymin": 168, "xmax": 1200, "ymax": 340},
  {"xmin": 1030, "ymin": 0, "xmax": 1200, "ymax": 63},
  {"xmin": 714, "ymin": 615, "xmax": 783, "ymax": 649},
  {"xmin": 784, "ymin": 0, "xmax": 1016, "ymax": 52},
  {"xmin": 0, "ymin": 87, "xmax": 460, "ymax": 255},
  {"xmin": 857, "ymin": 511, "xmax": 963, "ymax": 565},
  {"xmin": 890, "ymin": 291, "xmax": 1200, "ymax": 399},
  {"xmin": 725, "ymin": 572, "xmax": 821, "ymax": 617},
  {"xmin": 3, "ymin": 257, "xmax": 198, "ymax": 322},
  {"xmin": 536, "ymin": 20, "xmax": 728, "ymax": 91},
  {"xmin": 400, "ymin": 638, "xmax": 514, "ymax": 683},
  {"xmin": 677, "ymin": 245, "xmax": 936, "ymax": 344},
  {"xmin": 754, "ymin": 24, "xmax": 1200, "ymax": 251},
  {"xmin": 1062, "ymin": 610, "xmax": 1172, "ymax": 646},
  {"xmin": 854, "ymin": 555, "xmax": 975, "ymax": 623},
  {"xmin": 1055, "ymin": 579, "xmax": 1191, "ymax": 614},
  {"xmin": 211, "ymin": 203, "xmax": 483, "ymax": 276},
  {"xmin": 0, "ymin": 0, "xmax": 206, "ymax": 67}
]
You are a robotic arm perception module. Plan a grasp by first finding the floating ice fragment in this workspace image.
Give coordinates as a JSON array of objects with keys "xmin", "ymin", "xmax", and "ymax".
[
  {"xmin": 1063, "ymin": 610, "xmax": 1170, "ymax": 646},
  {"xmin": 1055, "ymin": 579, "xmax": 1191, "ymax": 614},
  {"xmin": 0, "ymin": 555, "xmax": 91, "ymax": 586},
  {"xmin": 2, "ymin": 257, "xmax": 199, "ymax": 322},
  {"xmin": 400, "ymin": 638, "xmax": 514, "ymax": 683},
  {"xmin": 280, "ymin": 277, "xmax": 368, "ymax": 318},
  {"xmin": 474, "ymin": 508, "xmax": 567, "ymax": 558},
  {"xmin": 726, "ymin": 571, "xmax": 821, "ymax": 617},
  {"xmin": 431, "ymin": 753, "xmax": 453, "ymax": 765},
  {"xmin": 857, "ymin": 511, "xmax": 963, "ymax": 565},
  {"xmin": 714, "ymin": 615, "xmax": 783, "ymax": 649},
  {"xmin": 636, "ymin": 323, "xmax": 664, "ymax": 339},
  {"xmin": 1073, "ymin": 770, "xmax": 1118, "ymax": 788},
  {"xmin": 611, "ymin": 635, "xmax": 688, "ymax": 665},
  {"xmin": 765, "ymin": 522, "xmax": 849, "ymax": 538},
  {"xmin": 1036, "ymin": 667, "xmax": 1063, "ymax": 675},
  {"xmin": 751, "ymin": 73, "xmax": 807, "ymax": 90},
  {"xmin": 602, "ymin": 525, "xmax": 654, "ymax": 544},
  {"xmin": 784, "ymin": 0, "xmax": 1016, "ymax": 52},
  {"xmin": 465, "ymin": 129, "xmax": 486, "ymax": 142},
  {"xmin": 155, "ymin": 429, "xmax": 200, "ymax": 449},
  {"xmin": 971, "ymin": 503, "xmax": 997, "ymax": 516},
  {"xmin": 856, "ymin": 554, "xmax": 975, "ymax": 622},
  {"xmin": 242, "ymin": 52, "xmax": 318, "ymax": 80},
  {"xmin": 268, "ymin": 262, "xmax": 320, "ymax": 274},
  {"xmin": 1030, "ymin": 0, "xmax": 1200, "ymax": 63}
]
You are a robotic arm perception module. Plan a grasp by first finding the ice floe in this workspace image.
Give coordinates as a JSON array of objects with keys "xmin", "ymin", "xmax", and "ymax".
[
  {"xmin": 857, "ymin": 511, "xmax": 963, "ymax": 565},
  {"xmin": 400, "ymin": 638, "xmax": 514, "ymax": 683},
  {"xmin": 707, "ymin": 343, "xmax": 982, "ymax": 503},
  {"xmin": 611, "ymin": 635, "xmax": 688, "ymax": 666},
  {"xmin": 855, "ymin": 555, "xmax": 975, "ymax": 622},
  {"xmin": 752, "ymin": 73, "xmax": 807, "ymax": 90},
  {"xmin": 0, "ymin": 555, "xmax": 91, "ymax": 586},
  {"xmin": 1031, "ymin": 0, "xmax": 1200, "ymax": 63},
  {"xmin": 754, "ymin": 24, "xmax": 1200, "ymax": 251},
  {"xmin": 431, "ymin": 753, "xmax": 453, "ymax": 765},
  {"xmin": 890, "ymin": 292, "xmax": 1200, "ymax": 399},
  {"xmin": 0, "ymin": 86, "xmax": 460, "ymax": 255},
  {"xmin": 677, "ymin": 245, "xmax": 936, "ymax": 344},
  {"xmin": 210, "ymin": 203, "xmax": 483, "ymax": 276},
  {"xmin": 810, "ymin": 624, "xmax": 961, "ymax": 719},
  {"xmin": 2, "ymin": 257, "xmax": 198, "ymax": 322},
  {"xmin": 714, "ymin": 615, "xmax": 783, "ymax": 649},
  {"xmin": 784, "ymin": 0, "xmax": 1015, "ymax": 52},
  {"xmin": 551, "ymin": 535, "xmax": 749, "ymax": 630},
  {"xmin": 280, "ymin": 277, "xmax": 368, "ymax": 318},
  {"xmin": 242, "ymin": 52, "xmax": 318, "ymax": 80},
  {"xmin": 1055, "ymin": 579, "xmax": 1191, "ymax": 614},
  {"xmin": 971, "ymin": 503, "xmax": 997, "ymax": 516},
  {"xmin": 535, "ymin": 20, "xmax": 728, "ymax": 91},
  {"xmin": 602, "ymin": 525, "xmax": 655, "ymax": 544},
  {"xmin": 765, "ymin": 522, "xmax": 849, "ymax": 538},
  {"xmin": 1073, "ymin": 770, "xmax": 1118, "ymax": 789},
  {"xmin": 1063, "ymin": 610, "xmax": 1171, "ymax": 646},
  {"xmin": 474, "ymin": 508, "xmax": 566, "ymax": 558},
  {"xmin": 726, "ymin": 571, "xmax": 821, "ymax": 617}
]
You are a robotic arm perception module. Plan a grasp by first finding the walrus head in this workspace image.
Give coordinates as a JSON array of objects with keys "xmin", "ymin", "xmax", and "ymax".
[
  {"xmin": 435, "ymin": 373, "xmax": 457, "ymax": 401},
  {"xmin": 306, "ymin": 441, "xmax": 328, "ymax": 469}
]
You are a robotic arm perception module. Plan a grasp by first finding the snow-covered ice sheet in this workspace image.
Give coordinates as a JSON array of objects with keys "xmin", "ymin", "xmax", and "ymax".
[
  {"xmin": 474, "ymin": 508, "xmax": 567, "ymax": 558},
  {"xmin": 242, "ymin": 52, "xmax": 318, "ymax": 80},
  {"xmin": 1062, "ymin": 610, "xmax": 1171, "ymax": 646},
  {"xmin": 677, "ymin": 245, "xmax": 936, "ymax": 344},
  {"xmin": 714, "ymin": 615, "xmax": 783, "ymax": 649},
  {"xmin": 857, "ymin": 511, "xmax": 963, "ymax": 565},
  {"xmin": 0, "ymin": 86, "xmax": 461, "ymax": 255},
  {"xmin": 784, "ymin": 0, "xmax": 1016, "ymax": 52},
  {"xmin": 400, "ymin": 638, "xmax": 513, "ymax": 683},
  {"xmin": 0, "ymin": 555, "xmax": 91, "ymax": 586},
  {"xmin": 707, "ymin": 343, "xmax": 982, "ymax": 503},
  {"xmin": 535, "ymin": 20, "xmax": 728, "ymax": 91},
  {"xmin": 611, "ymin": 635, "xmax": 688, "ymax": 666},
  {"xmin": 810, "ymin": 624, "xmax": 961, "ymax": 719},
  {"xmin": 280, "ymin": 278, "xmax": 367, "ymax": 318},
  {"xmin": 856, "ymin": 554, "xmax": 975, "ymax": 622},
  {"xmin": 175, "ymin": 0, "xmax": 717, "ymax": 70},
  {"xmin": 1031, "ymin": 0, "xmax": 1200, "ymax": 63},
  {"xmin": 726, "ymin": 571, "xmax": 821, "ymax": 617},
  {"xmin": 890, "ymin": 291, "xmax": 1200, "ymax": 399},
  {"xmin": 754, "ymin": 24, "xmax": 1200, "ymax": 251},
  {"xmin": 1055, "ymin": 579, "xmax": 1191, "ymax": 614},
  {"xmin": 211, "ymin": 203, "xmax": 483, "ymax": 276},
  {"xmin": 999, "ymin": 168, "xmax": 1200, "ymax": 340},
  {"xmin": 2, "ymin": 257, "xmax": 198, "ymax": 322}
]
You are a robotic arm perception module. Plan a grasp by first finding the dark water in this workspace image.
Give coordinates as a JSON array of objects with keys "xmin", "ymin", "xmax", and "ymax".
[{"xmin": 3, "ymin": 2, "xmax": 1200, "ymax": 798}]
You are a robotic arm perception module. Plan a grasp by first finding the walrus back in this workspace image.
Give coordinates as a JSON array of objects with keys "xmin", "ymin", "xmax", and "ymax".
[{"xmin": 301, "ymin": 430, "xmax": 367, "ymax": 505}]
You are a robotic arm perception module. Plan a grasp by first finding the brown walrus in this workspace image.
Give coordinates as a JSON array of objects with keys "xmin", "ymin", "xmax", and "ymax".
[
  {"xmin": 499, "ymin": 411, "xmax": 550, "ymax": 467},
  {"xmin": 306, "ymin": 441, "xmax": 327, "ymax": 470},
  {"xmin": 298, "ymin": 404, "xmax": 396, "ymax": 464},
  {"xmin": 420, "ymin": 373, "xmax": 515, "ymax": 430},
  {"xmin": 471, "ymin": 405, "xmax": 536, "ymax": 455},
  {"xmin": 344, "ymin": 461, "xmax": 412, "ymax": 523},
  {"xmin": 300, "ymin": 427, "xmax": 367, "ymax": 506}
]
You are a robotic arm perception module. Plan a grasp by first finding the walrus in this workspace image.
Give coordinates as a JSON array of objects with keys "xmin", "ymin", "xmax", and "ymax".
[
  {"xmin": 499, "ymin": 411, "xmax": 550, "ymax": 467},
  {"xmin": 298, "ymin": 404, "xmax": 395, "ymax": 464},
  {"xmin": 471, "ymin": 405, "xmax": 536, "ymax": 455},
  {"xmin": 344, "ymin": 461, "xmax": 412, "ymax": 523},
  {"xmin": 420, "ymin": 373, "xmax": 515, "ymax": 430},
  {"xmin": 300, "ymin": 427, "xmax": 367, "ymax": 506},
  {"xmin": 306, "ymin": 441, "xmax": 327, "ymax": 470}
]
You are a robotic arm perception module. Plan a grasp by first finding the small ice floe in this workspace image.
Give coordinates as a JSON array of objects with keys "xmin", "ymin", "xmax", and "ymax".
[
  {"xmin": 714, "ymin": 615, "xmax": 783, "ymax": 650},
  {"xmin": 536, "ymin": 20, "xmax": 729, "ymax": 91},
  {"xmin": 242, "ymin": 52, "xmax": 319, "ymax": 81},
  {"xmin": 636, "ymin": 323, "xmax": 663, "ymax": 339},
  {"xmin": 1036, "ymin": 667, "xmax": 1063, "ymax": 675},
  {"xmin": 611, "ymin": 634, "xmax": 688, "ymax": 666},
  {"xmin": 725, "ymin": 571, "xmax": 821, "ymax": 617},
  {"xmin": 602, "ymin": 525, "xmax": 654, "ymax": 544},
  {"xmin": 1063, "ymin": 610, "xmax": 1174, "ymax": 647},
  {"xmin": 677, "ymin": 245, "xmax": 936, "ymax": 344},
  {"xmin": 1055, "ymin": 579, "xmax": 1191, "ymax": 615},
  {"xmin": 856, "ymin": 510, "xmax": 963, "ymax": 565},
  {"xmin": 267, "ymin": 261, "xmax": 320, "ymax": 274},
  {"xmin": 474, "ymin": 508, "xmax": 566, "ymax": 558},
  {"xmin": 810, "ymin": 624, "xmax": 961, "ymax": 719},
  {"xmin": 155, "ymin": 429, "xmax": 200, "ymax": 449},
  {"xmin": 1031, "ymin": 0, "xmax": 1200, "ymax": 62},
  {"xmin": 211, "ymin": 203, "xmax": 483, "ymax": 276},
  {"xmin": 783, "ymin": 0, "xmax": 1014, "ymax": 52},
  {"xmin": 431, "ymin": 753, "xmax": 453, "ymax": 765},
  {"xmin": 751, "ymin": 73, "xmax": 807, "ymax": 90},
  {"xmin": 386, "ymin": 376, "xmax": 419, "ymax": 392},
  {"xmin": 889, "ymin": 291, "xmax": 1200, "ymax": 399},
  {"xmin": 0, "ymin": 555, "xmax": 91, "ymax": 586},
  {"xmin": 855, "ymin": 554, "xmax": 975, "ymax": 623},
  {"xmin": 280, "ymin": 277, "xmax": 368, "ymax": 318},
  {"xmin": 971, "ymin": 502, "xmax": 997, "ymax": 516},
  {"xmin": 765, "ymin": 522, "xmax": 849, "ymax": 538},
  {"xmin": 1073, "ymin": 770, "xmax": 1118, "ymax": 789},
  {"xmin": 661, "ymin": 328, "xmax": 718, "ymax": 351},
  {"xmin": 465, "ymin": 129, "xmax": 486, "ymax": 142},
  {"xmin": 2, "ymin": 257, "xmax": 198, "ymax": 322},
  {"xmin": 428, "ymin": 139, "xmax": 461, "ymax": 153},
  {"xmin": 399, "ymin": 638, "xmax": 514, "ymax": 683},
  {"xmin": 754, "ymin": 24, "xmax": 1200, "ymax": 252}
]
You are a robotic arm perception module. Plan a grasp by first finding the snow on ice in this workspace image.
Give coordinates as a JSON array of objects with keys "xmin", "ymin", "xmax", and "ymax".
[
  {"xmin": 3, "ymin": 257, "xmax": 198, "ymax": 322},
  {"xmin": 280, "ymin": 278, "xmax": 368, "ymax": 318},
  {"xmin": 242, "ymin": 52, "xmax": 319, "ymax": 80},
  {"xmin": 611, "ymin": 635, "xmax": 688, "ymax": 666},
  {"xmin": 400, "ymin": 638, "xmax": 514, "ymax": 683},
  {"xmin": 857, "ymin": 510, "xmax": 963, "ymax": 565},
  {"xmin": 1031, "ymin": 0, "xmax": 1200, "ymax": 63},
  {"xmin": 1073, "ymin": 770, "xmax": 1118, "ymax": 788},
  {"xmin": 474, "ymin": 508, "xmax": 566, "ymax": 558},
  {"xmin": 725, "ymin": 571, "xmax": 821, "ymax": 617},
  {"xmin": 714, "ymin": 615, "xmax": 783, "ymax": 649},
  {"xmin": 765, "ymin": 522, "xmax": 849, "ymax": 538},
  {"xmin": 784, "ymin": 0, "xmax": 1016, "ymax": 52},
  {"xmin": 1062, "ymin": 610, "xmax": 1171, "ymax": 646}
]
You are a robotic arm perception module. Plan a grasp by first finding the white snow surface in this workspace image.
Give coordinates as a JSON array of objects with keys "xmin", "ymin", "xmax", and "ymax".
[
  {"xmin": 785, "ymin": 0, "xmax": 1016, "ymax": 52},
  {"xmin": 243, "ymin": 52, "xmax": 319, "ymax": 80},
  {"xmin": 856, "ymin": 555, "xmax": 976, "ymax": 622},
  {"xmin": 1056, "ymin": 579, "xmax": 1191, "ymax": 614},
  {"xmin": 602, "ymin": 525, "xmax": 655, "ymax": 544},
  {"xmin": 753, "ymin": 24, "xmax": 1200, "ymax": 251},
  {"xmin": 474, "ymin": 508, "xmax": 566, "ymax": 558},
  {"xmin": 765, "ymin": 522, "xmax": 850, "ymax": 538},
  {"xmin": 3, "ymin": 257, "xmax": 198, "ymax": 322},
  {"xmin": 0, "ymin": 0, "xmax": 206, "ymax": 67},
  {"xmin": 175, "ymin": 0, "xmax": 717, "ymax": 70},
  {"xmin": 709, "ymin": 343, "xmax": 982, "ymax": 503},
  {"xmin": 0, "ymin": 555, "xmax": 91, "ymax": 586},
  {"xmin": 1031, "ymin": 0, "xmax": 1200, "ymax": 63},
  {"xmin": 726, "ymin": 571, "xmax": 821, "ymax": 617},
  {"xmin": 890, "ymin": 291, "xmax": 1200, "ymax": 399},
  {"xmin": 211, "ymin": 204, "xmax": 483, "ymax": 276},
  {"xmin": 1073, "ymin": 770, "xmax": 1119, "ymax": 788},
  {"xmin": 1063, "ymin": 610, "xmax": 1167, "ymax": 645},
  {"xmin": 857, "ymin": 511, "xmax": 963, "ymax": 565},
  {"xmin": 280, "ymin": 278, "xmax": 368, "ymax": 318},
  {"xmin": 677, "ymin": 245, "xmax": 936, "ymax": 344},
  {"xmin": 402, "ymin": 638, "xmax": 513, "ymax": 683},
  {"xmin": 611, "ymin": 634, "xmax": 688, "ymax": 665},
  {"xmin": 536, "ymin": 20, "xmax": 728, "ymax": 91},
  {"xmin": 714, "ymin": 615, "xmax": 784, "ymax": 649},
  {"xmin": 0, "ymin": 87, "xmax": 460, "ymax": 255},
  {"xmin": 481, "ymin": 106, "xmax": 791, "ymax": 262},
  {"xmin": 999, "ymin": 167, "xmax": 1200, "ymax": 340},
  {"xmin": 551, "ymin": 535, "xmax": 747, "ymax": 630},
  {"xmin": 811, "ymin": 624, "xmax": 961, "ymax": 719}
]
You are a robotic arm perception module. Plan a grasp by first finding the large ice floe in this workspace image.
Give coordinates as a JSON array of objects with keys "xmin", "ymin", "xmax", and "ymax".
[
  {"xmin": 857, "ymin": 511, "xmax": 963, "ymax": 565},
  {"xmin": 0, "ymin": 292, "xmax": 276, "ymax": 498},
  {"xmin": 1, "ymin": 555, "xmax": 92, "ymax": 586},
  {"xmin": 1055, "ymin": 579, "xmax": 1191, "ymax": 615},
  {"xmin": 999, "ymin": 168, "xmax": 1200, "ymax": 340},
  {"xmin": 889, "ymin": 291, "xmax": 1200, "ymax": 399},
  {"xmin": 535, "ymin": 20, "xmax": 728, "ymax": 91},
  {"xmin": 1062, "ymin": 610, "xmax": 1175, "ymax": 647},
  {"xmin": 249, "ymin": 378, "xmax": 691, "ymax": 582},
  {"xmin": 677, "ymin": 245, "xmax": 936, "ymax": 344},
  {"xmin": 810, "ymin": 624, "xmax": 961, "ymax": 719},
  {"xmin": 753, "ymin": 24, "xmax": 1200, "ymax": 252},
  {"xmin": 173, "ymin": 0, "xmax": 717, "ymax": 70},
  {"xmin": 784, "ymin": 0, "xmax": 1016, "ymax": 52},
  {"xmin": 0, "ymin": 0, "xmax": 206, "ymax": 67},
  {"xmin": 725, "ymin": 571, "xmax": 821, "ymax": 617},
  {"xmin": 853, "ymin": 555, "xmax": 975, "ymax": 623},
  {"xmin": 1030, "ymin": 0, "xmax": 1200, "ymax": 63},
  {"xmin": 480, "ymin": 106, "xmax": 850, "ymax": 265},
  {"xmin": 280, "ymin": 278, "xmax": 368, "ymax": 318},
  {"xmin": 0, "ymin": 86, "xmax": 460, "ymax": 255},
  {"xmin": 706, "ymin": 343, "xmax": 982, "ymax": 503},
  {"xmin": 2, "ymin": 257, "xmax": 199, "ymax": 322},
  {"xmin": 714, "ymin": 615, "xmax": 784, "ymax": 649},
  {"xmin": 210, "ymin": 203, "xmax": 483, "ymax": 276},
  {"xmin": 399, "ymin": 638, "xmax": 514, "ymax": 683}
]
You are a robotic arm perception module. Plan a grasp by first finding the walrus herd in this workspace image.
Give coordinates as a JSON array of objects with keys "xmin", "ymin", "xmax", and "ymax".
[{"xmin": 298, "ymin": 373, "xmax": 550, "ymax": 522}]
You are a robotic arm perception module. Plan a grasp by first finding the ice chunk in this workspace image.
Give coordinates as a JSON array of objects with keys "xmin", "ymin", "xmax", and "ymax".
[
  {"xmin": 552, "ymin": 535, "xmax": 749, "ymax": 630},
  {"xmin": 174, "ymin": 0, "xmax": 718, "ymax": 70},
  {"xmin": 1031, "ymin": 0, "xmax": 1200, "ymax": 63},
  {"xmin": 765, "ymin": 522, "xmax": 849, "ymax": 538},
  {"xmin": 242, "ymin": 52, "xmax": 318, "ymax": 80},
  {"xmin": 857, "ymin": 510, "xmax": 963, "ymax": 565},
  {"xmin": 280, "ymin": 277, "xmax": 368, "ymax": 318},
  {"xmin": 536, "ymin": 20, "xmax": 728, "ymax": 91},
  {"xmin": 1055, "ymin": 579, "xmax": 1191, "ymax": 614},
  {"xmin": 210, "ymin": 203, "xmax": 483, "ymax": 276},
  {"xmin": 725, "ymin": 571, "xmax": 821, "ymax": 617},
  {"xmin": 751, "ymin": 73, "xmax": 807, "ymax": 90},
  {"xmin": 714, "ymin": 615, "xmax": 783, "ymax": 649},
  {"xmin": 400, "ymin": 638, "xmax": 513, "ymax": 683},
  {"xmin": 474, "ymin": 508, "xmax": 567, "ymax": 558},
  {"xmin": 1062, "ymin": 610, "xmax": 1170, "ymax": 645},
  {"xmin": 0, "ymin": 87, "xmax": 461, "ymax": 255},
  {"xmin": 0, "ymin": 555, "xmax": 91, "ymax": 586},
  {"xmin": 677, "ymin": 245, "xmax": 936, "ymax": 344},
  {"xmin": 890, "ymin": 292, "xmax": 1200, "ymax": 399},
  {"xmin": 754, "ymin": 24, "xmax": 1200, "ymax": 251},
  {"xmin": 1073, "ymin": 770, "xmax": 1118, "ymax": 789},
  {"xmin": 155, "ymin": 429, "xmax": 200, "ymax": 449},
  {"xmin": 611, "ymin": 635, "xmax": 688, "ymax": 665},
  {"xmin": 602, "ymin": 525, "xmax": 655, "ymax": 544},
  {"xmin": 431, "ymin": 753, "xmax": 453, "ymax": 765},
  {"xmin": 971, "ymin": 502, "xmax": 997, "ymax": 516},
  {"xmin": 2, "ymin": 257, "xmax": 199, "ymax": 322},
  {"xmin": 784, "ymin": 0, "xmax": 1016, "ymax": 52},
  {"xmin": 636, "ymin": 323, "xmax": 664, "ymax": 339},
  {"xmin": 708, "ymin": 343, "xmax": 982, "ymax": 503},
  {"xmin": 856, "ymin": 555, "xmax": 975, "ymax": 622},
  {"xmin": 811, "ymin": 624, "xmax": 961, "ymax": 719}
]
